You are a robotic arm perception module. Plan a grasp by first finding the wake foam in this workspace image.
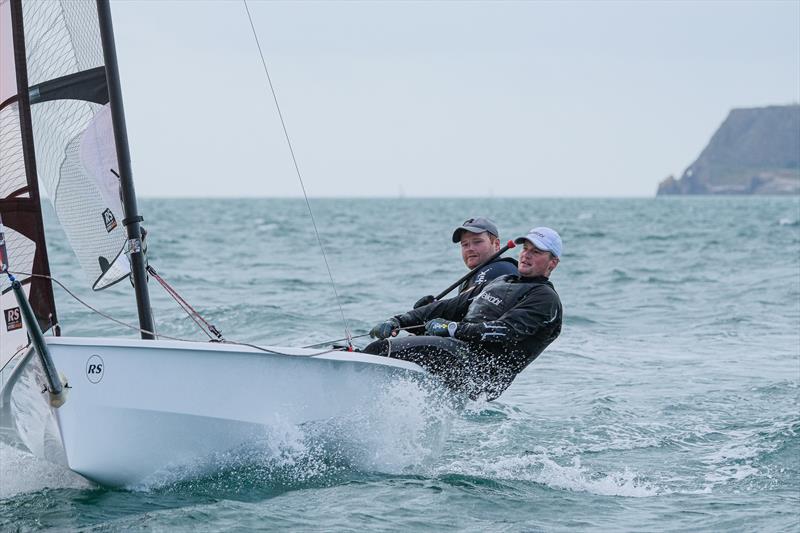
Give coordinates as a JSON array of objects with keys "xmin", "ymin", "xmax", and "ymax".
[
  {"xmin": 328, "ymin": 377, "xmax": 458, "ymax": 473},
  {"xmin": 0, "ymin": 443, "xmax": 91, "ymax": 499},
  {"xmin": 129, "ymin": 375, "xmax": 459, "ymax": 492},
  {"xmin": 445, "ymin": 452, "xmax": 664, "ymax": 498},
  {"xmin": 699, "ymin": 417, "xmax": 799, "ymax": 488}
]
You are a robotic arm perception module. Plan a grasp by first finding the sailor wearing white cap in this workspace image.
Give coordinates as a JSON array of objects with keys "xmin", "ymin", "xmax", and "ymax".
[
  {"xmin": 366, "ymin": 226, "xmax": 563, "ymax": 401},
  {"xmin": 514, "ymin": 226, "xmax": 562, "ymax": 278}
]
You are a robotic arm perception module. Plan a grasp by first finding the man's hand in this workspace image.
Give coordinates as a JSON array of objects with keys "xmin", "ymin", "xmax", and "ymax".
[
  {"xmin": 413, "ymin": 295, "xmax": 435, "ymax": 309},
  {"xmin": 425, "ymin": 318, "xmax": 458, "ymax": 337},
  {"xmin": 369, "ymin": 317, "xmax": 401, "ymax": 339}
]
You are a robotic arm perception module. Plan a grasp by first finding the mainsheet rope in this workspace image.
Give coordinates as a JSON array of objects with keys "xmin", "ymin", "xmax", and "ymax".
[{"xmin": 242, "ymin": 0, "xmax": 354, "ymax": 349}]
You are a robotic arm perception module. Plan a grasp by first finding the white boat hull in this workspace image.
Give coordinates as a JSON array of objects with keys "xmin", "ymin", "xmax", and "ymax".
[{"xmin": 0, "ymin": 337, "xmax": 433, "ymax": 487}]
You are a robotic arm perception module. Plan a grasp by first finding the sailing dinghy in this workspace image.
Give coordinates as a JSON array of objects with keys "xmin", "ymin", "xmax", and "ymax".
[{"xmin": 0, "ymin": 0, "xmax": 432, "ymax": 487}]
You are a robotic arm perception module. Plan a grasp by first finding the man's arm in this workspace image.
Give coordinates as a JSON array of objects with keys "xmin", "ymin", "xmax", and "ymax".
[
  {"xmin": 412, "ymin": 294, "xmax": 435, "ymax": 309},
  {"xmin": 396, "ymin": 289, "xmax": 474, "ymax": 329},
  {"xmin": 454, "ymin": 285, "xmax": 560, "ymax": 344}
]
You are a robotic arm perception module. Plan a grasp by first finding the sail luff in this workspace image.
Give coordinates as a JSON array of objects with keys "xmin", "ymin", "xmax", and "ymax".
[
  {"xmin": 95, "ymin": 0, "xmax": 154, "ymax": 339},
  {"xmin": 3, "ymin": 0, "xmax": 58, "ymax": 334}
]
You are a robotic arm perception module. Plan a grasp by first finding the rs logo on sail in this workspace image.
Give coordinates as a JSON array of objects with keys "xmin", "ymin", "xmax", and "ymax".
[
  {"xmin": 4, "ymin": 307, "xmax": 22, "ymax": 331},
  {"xmin": 102, "ymin": 208, "xmax": 117, "ymax": 232},
  {"xmin": 86, "ymin": 355, "xmax": 105, "ymax": 383}
]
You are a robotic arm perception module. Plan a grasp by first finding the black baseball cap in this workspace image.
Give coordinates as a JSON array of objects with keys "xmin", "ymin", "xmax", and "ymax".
[{"xmin": 452, "ymin": 217, "xmax": 499, "ymax": 243}]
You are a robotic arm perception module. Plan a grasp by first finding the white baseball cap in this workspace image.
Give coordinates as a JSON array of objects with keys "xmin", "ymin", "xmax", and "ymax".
[{"xmin": 514, "ymin": 227, "xmax": 563, "ymax": 258}]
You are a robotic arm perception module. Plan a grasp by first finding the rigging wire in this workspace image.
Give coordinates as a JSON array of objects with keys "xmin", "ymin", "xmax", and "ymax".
[
  {"xmin": 0, "ymin": 344, "xmax": 26, "ymax": 374},
  {"xmin": 8, "ymin": 271, "xmax": 333, "ymax": 357},
  {"xmin": 7, "ymin": 271, "xmax": 418, "ymax": 355},
  {"xmin": 302, "ymin": 325, "xmax": 425, "ymax": 349},
  {"xmin": 242, "ymin": 0, "xmax": 353, "ymax": 348},
  {"xmin": 12, "ymin": 271, "xmax": 179, "ymax": 342},
  {"xmin": 147, "ymin": 265, "xmax": 223, "ymax": 341}
]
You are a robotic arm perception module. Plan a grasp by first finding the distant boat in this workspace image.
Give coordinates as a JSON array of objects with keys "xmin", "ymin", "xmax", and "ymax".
[{"xmin": 0, "ymin": 0, "xmax": 429, "ymax": 487}]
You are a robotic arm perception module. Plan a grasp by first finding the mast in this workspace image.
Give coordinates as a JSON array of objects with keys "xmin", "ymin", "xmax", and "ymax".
[{"xmin": 96, "ymin": 0, "xmax": 155, "ymax": 339}]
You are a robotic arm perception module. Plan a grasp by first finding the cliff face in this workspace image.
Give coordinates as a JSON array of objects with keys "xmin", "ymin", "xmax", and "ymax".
[{"xmin": 657, "ymin": 105, "xmax": 800, "ymax": 195}]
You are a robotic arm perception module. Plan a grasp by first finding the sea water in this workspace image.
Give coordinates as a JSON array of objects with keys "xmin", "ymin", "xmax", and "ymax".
[{"xmin": 1, "ymin": 197, "xmax": 798, "ymax": 531}]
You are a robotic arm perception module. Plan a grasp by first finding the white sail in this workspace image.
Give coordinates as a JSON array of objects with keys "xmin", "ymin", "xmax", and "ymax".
[
  {"xmin": 4, "ymin": 0, "xmax": 131, "ymax": 292},
  {"xmin": 1, "ymin": 0, "xmax": 57, "ymax": 370}
]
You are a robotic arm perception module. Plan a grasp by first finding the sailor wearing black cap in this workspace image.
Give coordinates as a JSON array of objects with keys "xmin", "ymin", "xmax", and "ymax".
[
  {"xmin": 366, "ymin": 227, "xmax": 563, "ymax": 401},
  {"xmin": 412, "ymin": 216, "xmax": 518, "ymax": 309}
]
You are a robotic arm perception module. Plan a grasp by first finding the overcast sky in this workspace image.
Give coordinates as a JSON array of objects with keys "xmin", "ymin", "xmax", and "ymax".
[{"xmin": 110, "ymin": 0, "xmax": 799, "ymax": 198}]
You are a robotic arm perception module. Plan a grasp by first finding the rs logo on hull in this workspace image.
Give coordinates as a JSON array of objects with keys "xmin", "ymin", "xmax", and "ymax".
[{"xmin": 86, "ymin": 355, "xmax": 104, "ymax": 384}]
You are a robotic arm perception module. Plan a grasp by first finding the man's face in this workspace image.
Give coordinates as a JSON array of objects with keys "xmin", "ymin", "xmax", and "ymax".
[
  {"xmin": 460, "ymin": 231, "xmax": 500, "ymax": 269},
  {"xmin": 518, "ymin": 240, "xmax": 559, "ymax": 277}
]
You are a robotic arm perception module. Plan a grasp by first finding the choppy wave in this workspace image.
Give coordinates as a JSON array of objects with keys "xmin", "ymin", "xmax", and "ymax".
[
  {"xmin": 3, "ymin": 197, "xmax": 799, "ymax": 531},
  {"xmin": 443, "ymin": 453, "xmax": 664, "ymax": 498}
]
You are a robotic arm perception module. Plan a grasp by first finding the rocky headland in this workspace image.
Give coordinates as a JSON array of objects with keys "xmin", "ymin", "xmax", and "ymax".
[{"xmin": 657, "ymin": 104, "xmax": 799, "ymax": 195}]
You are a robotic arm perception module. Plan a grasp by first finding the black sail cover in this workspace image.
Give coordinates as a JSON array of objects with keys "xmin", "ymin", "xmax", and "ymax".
[{"xmin": 1, "ymin": 0, "xmax": 130, "ymax": 367}]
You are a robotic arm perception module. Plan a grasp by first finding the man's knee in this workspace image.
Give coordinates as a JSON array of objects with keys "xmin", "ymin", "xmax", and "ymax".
[{"xmin": 363, "ymin": 339, "xmax": 388, "ymax": 355}]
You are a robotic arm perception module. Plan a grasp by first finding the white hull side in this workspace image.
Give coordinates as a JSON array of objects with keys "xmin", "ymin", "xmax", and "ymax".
[{"xmin": 1, "ymin": 337, "xmax": 430, "ymax": 487}]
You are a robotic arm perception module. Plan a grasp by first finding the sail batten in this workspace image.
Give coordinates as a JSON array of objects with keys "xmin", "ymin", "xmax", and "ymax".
[{"xmin": 29, "ymin": 66, "xmax": 108, "ymax": 105}]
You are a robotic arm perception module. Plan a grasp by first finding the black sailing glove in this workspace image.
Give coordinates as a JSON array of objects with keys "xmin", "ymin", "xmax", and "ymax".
[
  {"xmin": 425, "ymin": 318, "xmax": 458, "ymax": 337},
  {"xmin": 369, "ymin": 317, "xmax": 401, "ymax": 339},
  {"xmin": 413, "ymin": 294, "xmax": 435, "ymax": 309}
]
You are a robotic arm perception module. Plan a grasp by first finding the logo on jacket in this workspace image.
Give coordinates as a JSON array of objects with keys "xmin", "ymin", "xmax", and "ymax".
[
  {"xmin": 477, "ymin": 291, "xmax": 503, "ymax": 306},
  {"xmin": 480, "ymin": 323, "xmax": 508, "ymax": 341}
]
